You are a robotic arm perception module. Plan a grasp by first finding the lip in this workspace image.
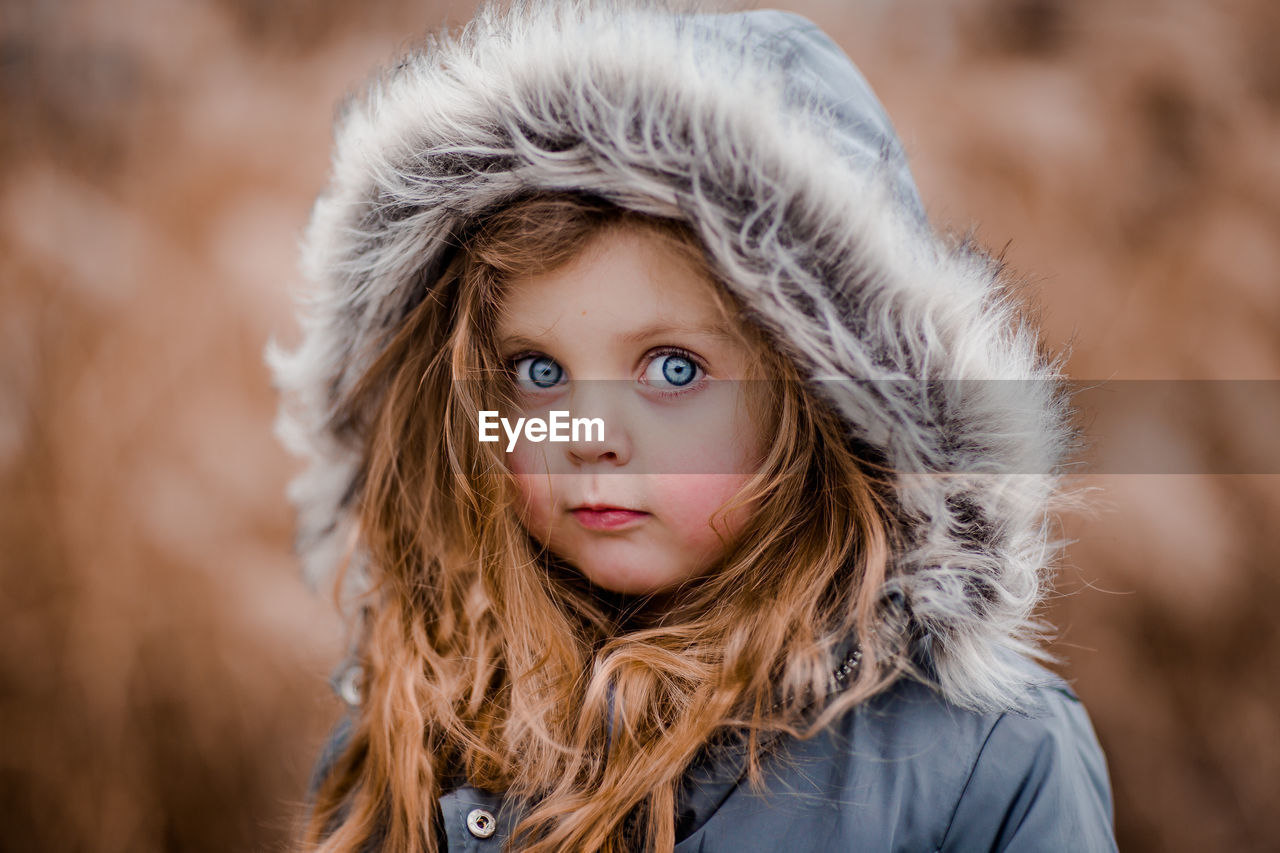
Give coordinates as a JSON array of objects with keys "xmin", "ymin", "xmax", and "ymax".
[{"xmin": 570, "ymin": 505, "xmax": 650, "ymax": 531}]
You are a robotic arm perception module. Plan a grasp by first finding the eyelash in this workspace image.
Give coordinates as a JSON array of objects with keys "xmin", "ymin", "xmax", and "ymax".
[
  {"xmin": 642, "ymin": 346, "xmax": 709, "ymax": 398},
  {"xmin": 504, "ymin": 347, "xmax": 709, "ymax": 397}
]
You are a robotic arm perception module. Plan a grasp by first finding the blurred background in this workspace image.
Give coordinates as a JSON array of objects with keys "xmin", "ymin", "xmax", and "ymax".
[{"xmin": 2, "ymin": 0, "xmax": 1277, "ymax": 850}]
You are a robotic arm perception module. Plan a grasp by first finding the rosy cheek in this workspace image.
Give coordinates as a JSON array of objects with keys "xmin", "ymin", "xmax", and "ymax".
[
  {"xmin": 506, "ymin": 438, "xmax": 544, "ymax": 477},
  {"xmin": 507, "ymin": 441, "xmax": 551, "ymax": 501},
  {"xmin": 508, "ymin": 455, "xmax": 556, "ymax": 540},
  {"xmin": 650, "ymin": 474, "xmax": 753, "ymax": 548}
]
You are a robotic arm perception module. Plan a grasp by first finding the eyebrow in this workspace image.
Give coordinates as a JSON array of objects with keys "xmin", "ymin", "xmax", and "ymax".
[
  {"xmin": 617, "ymin": 319, "xmax": 738, "ymax": 344},
  {"xmin": 499, "ymin": 320, "xmax": 738, "ymax": 353}
]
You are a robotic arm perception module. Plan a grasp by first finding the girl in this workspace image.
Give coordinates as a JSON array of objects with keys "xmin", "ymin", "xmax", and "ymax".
[{"xmin": 272, "ymin": 1, "xmax": 1116, "ymax": 850}]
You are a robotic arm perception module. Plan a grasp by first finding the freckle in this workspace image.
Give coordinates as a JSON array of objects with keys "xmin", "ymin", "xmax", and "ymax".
[{"xmin": 581, "ymin": 310, "xmax": 587, "ymax": 316}]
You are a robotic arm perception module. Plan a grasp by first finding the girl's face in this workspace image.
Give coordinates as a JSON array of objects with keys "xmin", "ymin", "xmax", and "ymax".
[{"xmin": 494, "ymin": 226, "xmax": 767, "ymax": 596}]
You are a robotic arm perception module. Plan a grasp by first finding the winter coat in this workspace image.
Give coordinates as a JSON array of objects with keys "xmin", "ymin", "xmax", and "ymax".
[
  {"xmin": 309, "ymin": 652, "xmax": 1114, "ymax": 851},
  {"xmin": 275, "ymin": 1, "xmax": 1116, "ymax": 849}
]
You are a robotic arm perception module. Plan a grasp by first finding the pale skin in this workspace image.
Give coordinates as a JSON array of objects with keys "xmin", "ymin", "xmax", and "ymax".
[{"xmin": 496, "ymin": 226, "xmax": 768, "ymax": 596}]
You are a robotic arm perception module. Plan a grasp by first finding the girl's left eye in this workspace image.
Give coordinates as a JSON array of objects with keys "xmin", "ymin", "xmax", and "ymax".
[{"xmin": 642, "ymin": 351, "xmax": 705, "ymax": 390}]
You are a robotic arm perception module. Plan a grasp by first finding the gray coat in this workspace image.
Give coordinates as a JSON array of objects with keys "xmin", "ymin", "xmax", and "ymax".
[
  {"xmin": 283, "ymin": 1, "xmax": 1117, "ymax": 848},
  {"xmin": 310, "ymin": 654, "xmax": 1115, "ymax": 851}
]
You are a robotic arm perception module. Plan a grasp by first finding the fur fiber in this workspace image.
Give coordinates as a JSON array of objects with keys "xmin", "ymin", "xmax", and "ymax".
[{"xmin": 268, "ymin": 0, "xmax": 1078, "ymax": 713}]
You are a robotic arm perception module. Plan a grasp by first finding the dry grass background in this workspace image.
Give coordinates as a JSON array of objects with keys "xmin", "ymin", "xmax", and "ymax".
[{"xmin": 2, "ymin": 0, "xmax": 1277, "ymax": 850}]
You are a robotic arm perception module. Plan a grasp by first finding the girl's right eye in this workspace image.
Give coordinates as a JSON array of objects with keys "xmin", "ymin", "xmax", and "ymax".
[{"xmin": 511, "ymin": 354, "xmax": 567, "ymax": 390}]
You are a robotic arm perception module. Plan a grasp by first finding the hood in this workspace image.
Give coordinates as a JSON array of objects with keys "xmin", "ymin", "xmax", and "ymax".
[{"xmin": 269, "ymin": 0, "xmax": 1077, "ymax": 712}]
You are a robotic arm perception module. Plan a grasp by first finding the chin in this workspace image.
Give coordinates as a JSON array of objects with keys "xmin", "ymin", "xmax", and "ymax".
[{"xmin": 575, "ymin": 559, "xmax": 683, "ymax": 597}]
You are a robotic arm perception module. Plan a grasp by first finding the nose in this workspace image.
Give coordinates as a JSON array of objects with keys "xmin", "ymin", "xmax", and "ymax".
[{"xmin": 565, "ymin": 380, "xmax": 633, "ymax": 468}]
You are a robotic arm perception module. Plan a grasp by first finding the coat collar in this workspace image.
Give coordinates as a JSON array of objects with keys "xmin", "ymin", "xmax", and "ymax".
[{"xmin": 674, "ymin": 639, "xmax": 863, "ymax": 842}]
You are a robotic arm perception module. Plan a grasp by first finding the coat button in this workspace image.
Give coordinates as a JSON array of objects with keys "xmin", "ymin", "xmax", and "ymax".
[
  {"xmin": 466, "ymin": 807, "xmax": 496, "ymax": 839},
  {"xmin": 335, "ymin": 664, "xmax": 364, "ymax": 707}
]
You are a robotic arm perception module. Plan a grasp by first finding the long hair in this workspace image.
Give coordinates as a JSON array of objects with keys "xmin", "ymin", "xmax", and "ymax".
[{"xmin": 300, "ymin": 193, "xmax": 908, "ymax": 852}]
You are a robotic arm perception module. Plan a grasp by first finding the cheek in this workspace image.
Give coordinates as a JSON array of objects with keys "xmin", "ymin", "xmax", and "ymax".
[
  {"xmin": 651, "ymin": 474, "xmax": 754, "ymax": 554},
  {"xmin": 509, "ymin": 465, "xmax": 556, "ymax": 540}
]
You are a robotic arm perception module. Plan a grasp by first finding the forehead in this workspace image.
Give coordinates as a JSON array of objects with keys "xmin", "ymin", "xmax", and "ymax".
[{"xmin": 495, "ymin": 226, "xmax": 735, "ymax": 338}]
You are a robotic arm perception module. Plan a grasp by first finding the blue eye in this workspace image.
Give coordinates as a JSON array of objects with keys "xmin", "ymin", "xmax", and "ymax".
[
  {"xmin": 512, "ymin": 354, "xmax": 565, "ymax": 389},
  {"xmin": 643, "ymin": 352, "xmax": 703, "ymax": 389}
]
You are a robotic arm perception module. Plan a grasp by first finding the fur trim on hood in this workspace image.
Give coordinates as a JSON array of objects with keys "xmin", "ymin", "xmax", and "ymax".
[{"xmin": 269, "ymin": 0, "xmax": 1078, "ymax": 713}]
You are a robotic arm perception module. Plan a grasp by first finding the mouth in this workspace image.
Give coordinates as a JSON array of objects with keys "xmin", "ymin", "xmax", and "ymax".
[{"xmin": 569, "ymin": 504, "xmax": 650, "ymax": 531}]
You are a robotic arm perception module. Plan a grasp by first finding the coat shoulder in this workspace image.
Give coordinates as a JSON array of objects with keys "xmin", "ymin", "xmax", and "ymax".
[
  {"xmin": 684, "ymin": 657, "xmax": 1116, "ymax": 852},
  {"xmin": 832, "ymin": 657, "xmax": 1116, "ymax": 852},
  {"xmin": 929, "ymin": 663, "xmax": 1118, "ymax": 852}
]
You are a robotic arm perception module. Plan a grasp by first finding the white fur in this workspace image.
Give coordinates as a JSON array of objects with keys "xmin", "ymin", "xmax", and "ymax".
[{"xmin": 267, "ymin": 0, "xmax": 1078, "ymax": 713}]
